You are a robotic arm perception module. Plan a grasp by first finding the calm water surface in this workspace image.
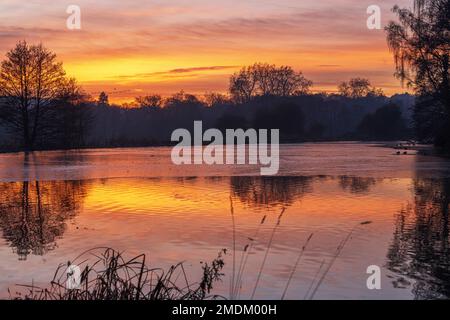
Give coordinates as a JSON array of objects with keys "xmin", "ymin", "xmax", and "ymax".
[{"xmin": 0, "ymin": 143, "xmax": 450, "ymax": 299}]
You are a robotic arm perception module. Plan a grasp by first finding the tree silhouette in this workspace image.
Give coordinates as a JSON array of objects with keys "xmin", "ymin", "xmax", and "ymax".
[
  {"xmin": 203, "ymin": 92, "xmax": 231, "ymax": 107},
  {"xmin": 386, "ymin": 0, "xmax": 449, "ymax": 148},
  {"xmin": 53, "ymin": 79, "xmax": 93, "ymax": 148},
  {"xmin": 337, "ymin": 78, "xmax": 384, "ymax": 98},
  {"xmin": 229, "ymin": 63, "xmax": 312, "ymax": 103},
  {"xmin": 356, "ymin": 103, "xmax": 410, "ymax": 140},
  {"xmin": 253, "ymin": 101, "xmax": 305, "ymax": 141},
  {"xmin": 97, "ymin": 91, "xmax": 109, "ymax": 106},
  {"xmin": 0, "ymin": 41, "xmax": 72, "ymax": 150},
  {"xmin": 134, "ymin": 94, "xmax": 162, "ymax": 109}
]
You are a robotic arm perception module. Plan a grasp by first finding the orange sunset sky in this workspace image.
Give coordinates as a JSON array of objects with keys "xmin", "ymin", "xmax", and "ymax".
[{"xmin": 0, "ymin": 0, "xmax": 412, "ymax": 103}]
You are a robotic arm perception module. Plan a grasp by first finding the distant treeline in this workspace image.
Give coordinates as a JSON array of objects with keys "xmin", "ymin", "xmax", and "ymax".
[
  {"xmin": 87, "ymin": 92, "xmax": 414, "ymax": 148},
  {"xmin": 0, "ymin": 91, "xmax": 414, "ymax": 151},
  {"xmin": 0, "ymin": 43, "xmax": 414, "ymax": 152}
]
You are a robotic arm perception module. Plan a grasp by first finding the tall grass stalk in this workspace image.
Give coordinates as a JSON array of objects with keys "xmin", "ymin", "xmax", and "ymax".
[
  {"xmin": 234, "ymin": 214, "xmax": 267, "ymax": 299},
  {"xmin": 303, "ymin": 259, "xmax": 326, "ymax": 300},
  {"xmin": 281, "ymin": 232, "xmax": 313, "ymax": 300},
  {"xmin": 229, "ymin": 195, "xmax": 237, "ymax": 299},
  {"xmin": 250, "ymin": 207, "xmax": 286, "ymax": 300},
  {"xmin": 306, "ymin": 221, "xmax": 372, "ymax": 300}
]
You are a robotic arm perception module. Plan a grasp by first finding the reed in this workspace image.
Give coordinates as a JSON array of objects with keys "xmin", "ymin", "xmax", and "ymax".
[
  {"xmin": 250, "ymin": 207, "xmax": 286, "ymax": 299},
  {"xmin": 229, "ymin": 196, "xmax": 237, "ymax": 299},
  {"xmin": 281, "ymin": 232, "xmax": 314, "ymax": 300},
  {"xmin": 10, "ymin": 247, "xmax": 226, "ymax": 300},
  {"xmin": 306, "ymin": 221, "xmax": 372, "ymax": 300},
  {"xmin": 234, "ymin": 214, "xmax": 267, "ymax": 299}
]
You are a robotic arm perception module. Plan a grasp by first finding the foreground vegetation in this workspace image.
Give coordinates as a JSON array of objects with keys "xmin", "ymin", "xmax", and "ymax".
[{"xmin": 10, "ymin": 247, "xmax": 227, "ymax": 300}]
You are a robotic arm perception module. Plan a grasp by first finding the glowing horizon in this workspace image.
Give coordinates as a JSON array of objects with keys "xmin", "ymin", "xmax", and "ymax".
[{"xmin": 0, "ymin": 0, "xmax": 413, "ymax": 104}]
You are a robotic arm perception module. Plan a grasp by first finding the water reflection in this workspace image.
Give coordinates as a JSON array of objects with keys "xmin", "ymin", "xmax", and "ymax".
[
  {"xmin": 230, "ymin": 176, "xmax": 382, "ymax": 208},
  {"xmin": 230, "ymin": 176, "xmax": 315, "ymax": 208},
  {"xmin": 0, "ymin": 170, "xmax": 449, "ymax": 299},
  {"xmin": 387, "ymin": 178, "xmax": 450, "ymax": 299},
  {"xmin": 0, "ymin": 180, "xmax": 89, "ymax": 260},
  {"xmin": 338, "ymin": 176, "xmax": 378, "ymax": 194}
]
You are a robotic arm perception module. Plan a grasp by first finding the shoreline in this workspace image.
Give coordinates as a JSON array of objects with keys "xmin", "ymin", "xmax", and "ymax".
[
  {"xmin": 1, "ymin": 141, "xmax": 448, "ymax": 159},
  {"xmin": 0, "ymin": 140, "xmax": 414, "ymax": 155},
  {"xmin": 380, "ymin": 142, "xmax": 449, "ymax": 157}
]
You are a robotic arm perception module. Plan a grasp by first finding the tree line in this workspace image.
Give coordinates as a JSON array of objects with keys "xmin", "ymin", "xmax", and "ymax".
[
  {"xmin": 0, "ymin": 42, "xmax": 412, "ymax": 150},
  {"xmin": 1, "ymin": 0, "xmax": 447, "ymax": 152}
]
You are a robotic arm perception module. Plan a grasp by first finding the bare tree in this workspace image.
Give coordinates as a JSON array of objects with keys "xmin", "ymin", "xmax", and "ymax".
[
  {"xmin": 229, "ymin": 63, "xmax": 312, "ymax": 103},
  {"xmin": 272, "ymin": 65, "xmax": 313, "ymax": 96},
  {"xmin": 229, "ymin": 65, "xmax": 258, "ymax": 103},
  {"xmin": 252, "ymin": 63, "xmax": 275, "ymax": 96},
  {"xmin": 134, "ymin": 94, "xmax": 162, "ymax": 108},
  {"xmin": 338, "ymin": 78, "xmax": 384, "ymax": 98},
  {"xmin": 203, "ymin": 92, "xmax": 231, "ymax": 107},
  {"xmin": 164, "ymin": 90, "xmax": 203, "ymax": 108},
  {"xmin": 0, "ymin": 41, "xmax": 68, "ymax": 150}
]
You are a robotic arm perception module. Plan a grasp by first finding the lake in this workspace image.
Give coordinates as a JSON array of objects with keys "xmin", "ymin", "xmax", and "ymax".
[{"xmin": 1, "ymin": 143, "xmax": 450, "ymax": 299}]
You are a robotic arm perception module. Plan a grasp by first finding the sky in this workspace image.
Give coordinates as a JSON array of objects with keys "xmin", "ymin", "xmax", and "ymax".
[{"xmin": 0, "ymin": 0, "xmax": 413, "ymax": 103}]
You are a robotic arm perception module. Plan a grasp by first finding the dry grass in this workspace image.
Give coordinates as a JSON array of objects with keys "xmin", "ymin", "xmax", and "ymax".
[{"xmin": 10, "ymin": 247, "xmax": 227, "ymax": 300}]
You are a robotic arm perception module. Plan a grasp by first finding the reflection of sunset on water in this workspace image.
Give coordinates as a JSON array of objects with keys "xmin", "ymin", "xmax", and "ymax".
[
  {"xmin": 0, "ymin": 173, "xmax": 448, "ymax": 299},
  {"xmin": 0, "ymin": 143, "xmax": 449, "ymax": 299}
]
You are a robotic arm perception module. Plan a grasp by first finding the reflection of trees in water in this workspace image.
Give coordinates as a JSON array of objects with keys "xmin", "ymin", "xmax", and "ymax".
[
  {"xmin": 230, "ymin": 176, "xmax": 315, "ymax": 208},
  {"xmin": 387, "ymin": 178, "xmax": 450, "ymax": 299},
  {"xmin": 0, "ymin": 180, "xmax": 89, "ymax": 260},
  {"xmin": 338, "ymin": 176, "xmax": 378, "ymax": 194}
]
